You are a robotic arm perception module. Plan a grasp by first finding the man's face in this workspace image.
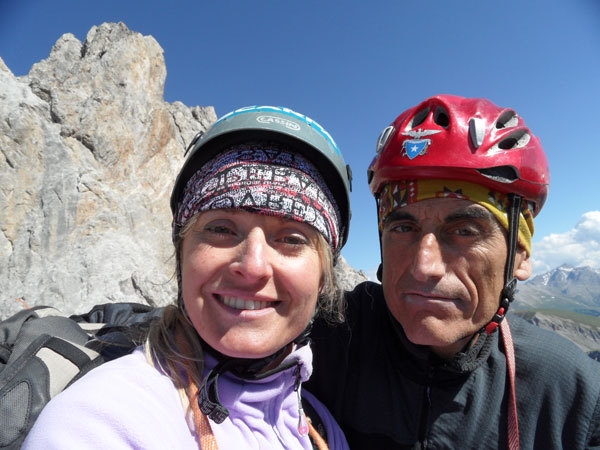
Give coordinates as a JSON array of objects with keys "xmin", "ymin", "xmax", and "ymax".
[{"xmin": 381, "ymin": 197, "xmax": 531, "ymax": 358}]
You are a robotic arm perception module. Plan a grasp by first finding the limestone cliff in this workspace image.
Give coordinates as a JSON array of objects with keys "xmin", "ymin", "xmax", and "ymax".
[{"xmin": 1, "ymin": 22, "xmax": 217, "ymax": 319}]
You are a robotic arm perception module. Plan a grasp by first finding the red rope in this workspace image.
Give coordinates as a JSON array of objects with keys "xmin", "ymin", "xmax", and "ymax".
[{"xmin": 500, "ymin": 320, "xmax": 520, "ymax": 450}]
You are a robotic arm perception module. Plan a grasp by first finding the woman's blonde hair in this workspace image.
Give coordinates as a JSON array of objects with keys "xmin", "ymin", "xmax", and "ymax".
[{"xmin": 145, "ymin": 212, "xmax": 344, "ymax": 403}]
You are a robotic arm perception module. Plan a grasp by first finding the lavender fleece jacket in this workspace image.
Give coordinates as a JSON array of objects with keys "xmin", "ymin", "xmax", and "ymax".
[{"xmin": 22, "ymin": 345, "xmax": 349, "ymax": 449}]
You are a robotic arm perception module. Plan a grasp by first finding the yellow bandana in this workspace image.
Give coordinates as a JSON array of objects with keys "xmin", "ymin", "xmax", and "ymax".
[{"xmin": 378, "ymin": 179, "xmax": 534, "ymax": 255}]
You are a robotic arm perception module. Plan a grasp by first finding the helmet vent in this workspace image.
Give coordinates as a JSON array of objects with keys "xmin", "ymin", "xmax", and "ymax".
[
  {"xmin": 376, "ymin": 126, "xmax": 395, "ymax": 154},
  {"xmin": 469, "ymin": 118, "xmax": 485, "ymax": 148},
  {"xmin": 478, "ymin": 166, "xmax": 519, "ymax": 183},
  {"xmin": 496, "ymin": 110, "xmax": 519, "ymax": 129},
  {"xmin": 498, "ymin": 130, "xmax": 531, "ymax": 150},
  {"xmin": 433, "ymin": 107, "xmax": 450, "ymax": 127},
  {"xmin": 409, "ymin": 108, "xmax": 430, "ymax": 128}
]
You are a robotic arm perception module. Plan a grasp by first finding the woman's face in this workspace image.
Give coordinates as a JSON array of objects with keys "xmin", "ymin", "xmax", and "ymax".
[{"xmin": 180, "ymin": 209, "xmax": 323, "ymax": 358}]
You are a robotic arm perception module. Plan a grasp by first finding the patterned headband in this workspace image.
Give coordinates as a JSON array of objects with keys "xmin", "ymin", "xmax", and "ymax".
[{"xmin": 174, "ymin": 142, "xmax": 341, "ymax": 251}]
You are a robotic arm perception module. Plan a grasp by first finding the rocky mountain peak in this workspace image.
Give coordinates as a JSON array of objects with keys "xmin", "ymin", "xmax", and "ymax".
[{"xmin": 528, "ymin": 265, "xmax": 600, "ymax": 288}]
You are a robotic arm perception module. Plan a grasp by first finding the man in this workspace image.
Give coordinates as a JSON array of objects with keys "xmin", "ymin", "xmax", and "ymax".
[{"xmin": 306, "ymin": 94, "xmax": 600, "ymax": 449}]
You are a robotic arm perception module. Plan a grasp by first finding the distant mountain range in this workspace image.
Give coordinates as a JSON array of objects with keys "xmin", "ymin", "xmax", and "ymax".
[
  {"xmin": 515, "ymin": 265, "xmax": 600, "ymax": 315},
  {"xmin": 511, "ymin": 265, "xmax": 600, "ymax": 359}
]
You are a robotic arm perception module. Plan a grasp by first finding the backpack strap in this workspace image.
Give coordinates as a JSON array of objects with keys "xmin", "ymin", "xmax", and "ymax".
[
  {"xmin": 0, "ymin": 309, "xmax": 104, "ymax": 449},
  {"xmin": 0, "ymin": 307, "xmax": 62, "ymax": 366}
]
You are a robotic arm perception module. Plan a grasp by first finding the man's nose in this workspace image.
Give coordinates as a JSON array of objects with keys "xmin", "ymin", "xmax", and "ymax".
[{"xmin": 410, "ymin": 233, "xmax": 445, "ymax": 281}]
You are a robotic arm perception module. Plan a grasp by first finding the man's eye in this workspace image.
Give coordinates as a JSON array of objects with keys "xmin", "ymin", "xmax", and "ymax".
[
  {"xmin": 448, "ymin": 222, "xmax": 481, "ymax": 236},
  {"xmin": 388, "ymin": 222, "xmax": 415, "ymax": 233},
  {"xmin": 454, "ymin": 228, "xmax": 474, "ymax": 236},
  {"xmin": 451, "ymin": 225, "xmax": 481, "ymax": 237}
]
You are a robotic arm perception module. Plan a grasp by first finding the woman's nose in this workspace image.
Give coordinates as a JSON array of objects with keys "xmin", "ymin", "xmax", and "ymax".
[{"xmin": 230, "ymin": 228, "xmax": 273, "ymax": 280}]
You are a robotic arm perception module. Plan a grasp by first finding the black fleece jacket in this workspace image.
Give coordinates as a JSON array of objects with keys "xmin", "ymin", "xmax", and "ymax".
[{"xmin": 306, "ymin": 281, "xmax": 600, "ymax": 449}]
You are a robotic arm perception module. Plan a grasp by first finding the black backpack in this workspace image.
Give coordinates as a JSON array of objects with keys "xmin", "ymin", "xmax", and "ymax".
[{"xmin": 0, "ymin": 303, "xmax": 161, "ymax": 449}]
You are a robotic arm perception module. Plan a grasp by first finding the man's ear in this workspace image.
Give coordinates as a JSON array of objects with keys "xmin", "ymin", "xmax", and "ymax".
[{"xmin": 514, "ymin": 248, "xmax": 533, "ymax": 281}]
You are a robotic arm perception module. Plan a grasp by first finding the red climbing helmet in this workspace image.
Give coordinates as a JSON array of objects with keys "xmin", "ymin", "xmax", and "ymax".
[{"xmin": 367, "ymin": 94, "xmax": 550, "ymax": 216}]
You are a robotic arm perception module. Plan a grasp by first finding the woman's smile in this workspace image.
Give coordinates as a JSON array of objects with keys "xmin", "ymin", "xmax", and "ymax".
[{"xmin": 219, "ymin": 295, "xmax": 278, "ymax": 311}]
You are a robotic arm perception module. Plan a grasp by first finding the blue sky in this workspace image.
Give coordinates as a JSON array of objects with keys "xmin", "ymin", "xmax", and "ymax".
[{"xmin": 1, "ymin": 0, "xmax": 599, "ymax": 278}]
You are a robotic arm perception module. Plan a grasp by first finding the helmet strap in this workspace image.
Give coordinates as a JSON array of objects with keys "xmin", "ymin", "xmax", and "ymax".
[
  {"xmin": 484, "ymin": 194, "xmax": 522, "ymax": 334},
  {"xmin": 375, "ymin": 196, "xmax": 384, "ymax": 282}
]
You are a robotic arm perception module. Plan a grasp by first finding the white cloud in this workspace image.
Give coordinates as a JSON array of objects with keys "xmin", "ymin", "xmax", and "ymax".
[{"xmin": 531, "ymin": 211, "xmax": 600, "ymax": 275}]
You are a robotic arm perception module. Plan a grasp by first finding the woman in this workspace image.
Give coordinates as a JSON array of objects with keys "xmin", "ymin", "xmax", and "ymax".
[{"xmin": 22, "ymin": 106, "xmax": 352, "ymax": 449}]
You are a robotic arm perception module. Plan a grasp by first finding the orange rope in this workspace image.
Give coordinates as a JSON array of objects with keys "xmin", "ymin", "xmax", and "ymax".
[
  {"xmin": 175, "ymin": 328, "xmax": 219, "ymax": 450},
  {"xmin": 307, "ymin": 419, "xmax": 329, "ymax": 450},
  {"xmin": 186, "ymin": 380, "xmax": 219, "ymax": 450}
]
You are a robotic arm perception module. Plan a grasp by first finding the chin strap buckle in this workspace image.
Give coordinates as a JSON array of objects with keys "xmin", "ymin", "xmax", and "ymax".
[
  {"xmin": 484, "ymin": 278, "xmax": 517, "ymax": 334},
  {"xmin": 485, "ymin": 307, "xmax": 506, "ymax": 334},
  {"xmin": 198, "ymin": 362, "xmax": 230, "ymax": 423}
]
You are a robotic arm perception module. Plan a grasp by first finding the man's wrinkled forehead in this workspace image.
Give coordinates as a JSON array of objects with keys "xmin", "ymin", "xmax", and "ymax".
[{"xmin": 378, "ymin": 179, "xmax": 534, "ymax": 255}]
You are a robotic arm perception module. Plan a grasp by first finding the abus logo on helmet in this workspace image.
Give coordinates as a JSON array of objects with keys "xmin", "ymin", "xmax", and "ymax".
[
  {"xmin": 257, "ymin": 115, "xmax": 301, "ymax": 131},
  {"xmin": 401, "ymin": 129, "xmax": 441, "ymax": 160}
]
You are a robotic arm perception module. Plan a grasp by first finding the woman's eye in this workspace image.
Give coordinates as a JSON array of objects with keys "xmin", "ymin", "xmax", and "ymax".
[
  {"xmin": 279, "ymin": 234, "xmax": 308, "ymax": 246},
  {"xmin": 205, "ymin": 225, "xmax": 234, "ymax": 235}
]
